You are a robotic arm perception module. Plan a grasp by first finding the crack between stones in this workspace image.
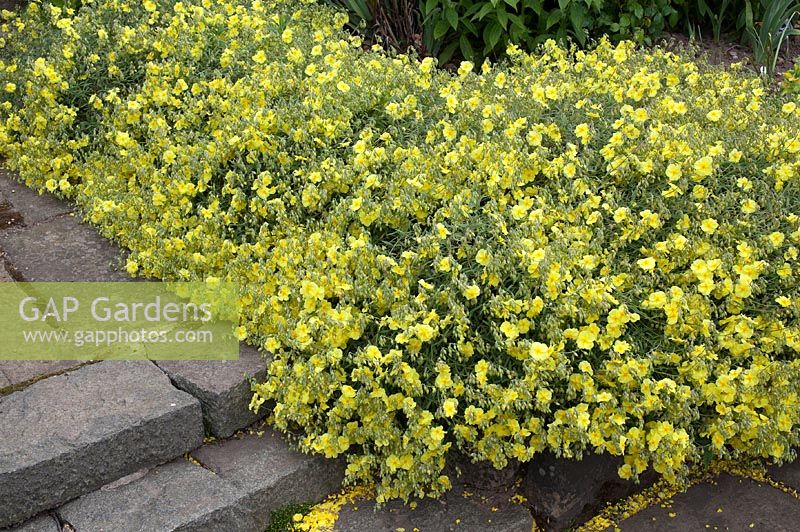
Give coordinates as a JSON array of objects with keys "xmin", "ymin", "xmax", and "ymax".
[
  {"xmin": 53, "ymin": 509, "xmax": 76, "ymax": 531},
  {"xmin": 27, "ymin": 210, "xmax": 77, "ymax": 230},
  {"xmin": 185, "ymin": 451, "xmax": 218, "ymax": 476},
  {"xmin": 0, "ymin": 361, "xmax": 97, "ymax": 398}
]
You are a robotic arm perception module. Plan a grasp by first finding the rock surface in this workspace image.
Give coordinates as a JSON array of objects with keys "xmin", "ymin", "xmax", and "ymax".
[
  {"xmin": 156, "ymin": 343, "xmax": 269, "ymax": 438},
  {"xmin": 0, "ymin": 171, "xmax": 73, "ymax": 227},
  {"xmin": 6, "ymin": 514, "xmax": 60, "ymax": 532},
  {"xmin": 523, "ymin": 452, "xmax": 654, "ymax": 531},
  {"xmin": 334, "ymin": 483, "xmax": 533, "ymax": 532},
  {"xmin": 612, "ymin": 473, "xmax": 800, "ymax": 531},
  {"xmin": 0, "ymin": 360, "xmax": 203, "ymax": 527},
  {"xmin": 0, "ymin": 215, "xmax": 128, "ymax": 281},
  {"xmin": 193, "ymin": 430, "xmax": 346, "ymax": 527},
  {"xmin": 59, "ymin": 459, "xmax": 251, "ymax": 532}
]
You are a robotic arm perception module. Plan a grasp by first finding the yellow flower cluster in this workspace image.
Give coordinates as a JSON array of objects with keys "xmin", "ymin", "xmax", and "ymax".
[{"xmin": 2, "ymin": 0, "xmax": 800, "ymax": 503}]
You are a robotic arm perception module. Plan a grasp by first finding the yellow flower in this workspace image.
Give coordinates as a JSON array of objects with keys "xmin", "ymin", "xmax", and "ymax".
[
  {"xmin": 476, "ymin": 249, "xmax": 491, "ymax": 266},
  {"xmin": 768, "ymin": 231, "xmax": 785, "ymax": 247},
  {"xmin": 500, "ymin": 321, "xmax": 519, "ymax": 340},
  {"xmin": 782, "ymin": 102, "xmax": 796, "ymax": 114},
  {"xmin": 252, "ymin": 50, "xmax": 267, "ymax": 64},
  {"xmin": 693, "ymin": 156, "xmax": 714, "ymax": 177},
  {"xmin": 529, "ymin": 342, "xmax": 550, "ymax": 361},
  {"xmin": 415, "ymin": 323, "xmax": 435, "ymax": 342},
  {"xmin": 576, "ymin": 329, "xmax": 597, "ymax": 350},
  {"xmin": 706, "ymin": 109, "xmax": 722, "ymax": 122},
  {"xmin": 463, "ymin": 285, "xmax": 480, "ymax": 300},
  {"xmin": 143, "ymin": 0, "xmax": 156, "ymax": 12},
  {"xmin": 665, "ymin": 163, "xmax": 682, "ymax": 181},
  {"xmin": 4, "ymin": 82, "xmax": 15, "ymax": 93},
  {"xmin": 637, "ymin": 257, "xmax": 656, "ymax": 270},
  {"xmin": 443, "ymin": 398, "xmax": 458, "ymax": 417},
  {"xmin": 457, "ymin": 61, "xmax": 473, "ymax": 77},
  {"xmin": 700, "ymin": 218, "xmax": 719, "ymax": 234}
]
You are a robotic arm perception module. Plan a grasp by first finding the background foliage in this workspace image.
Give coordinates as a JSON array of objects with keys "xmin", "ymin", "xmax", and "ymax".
[{"xmin": 329, "ymin": 0, "xmax": 798, "ymax": 69}]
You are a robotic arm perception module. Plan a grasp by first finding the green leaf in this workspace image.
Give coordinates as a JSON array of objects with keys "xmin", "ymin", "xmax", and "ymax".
[
  {"xmin": 524, "ymin": 0, "xmax": 544, "ymax": 17},
  {"xmin": 459, "ymin": 34, "xmax": 475, "ymax": 61},
  {"xmin": 569, "ymin": 2, "xmax": 585, "ymax": 32},
  {"xmin": 434, "ymin": 18, "xmax": 451, "ymax": 39},
  {"xmin": 558, "ymin": 0, "xmax": 570, "ymax": 10},
  {"xmin": 546, "ymin": 9, "xmax": 563, "ymax": 30},
  {"xmin": 424, "ymin": 0, "xmax": 439, "ymax": 16},
  {"xmin": 508, "ymin": 13, "xmax": 527, "ymax": 32},
  {"xmin": 484, "ymin": 20, "xmax": 503, "ymax": 49},
  {"xmin": 471, "ymin": 3, "xmax": 494, "ymax": 20},
  {"xmin": 445, "ymin": 6, "xmax": 459, "ymax": 30},
  {"xmin": 439, "ymin": 41, "xmax": 459, "ymax": 64},
  {"xmin": 497, "ymin": 9, "xmax": 509, "ymax": 30}
]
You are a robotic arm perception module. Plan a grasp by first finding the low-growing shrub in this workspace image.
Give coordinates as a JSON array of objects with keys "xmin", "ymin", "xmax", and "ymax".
[{"xmin": 3, "ymin": 0, "xmax": 800, "ymax": 503}]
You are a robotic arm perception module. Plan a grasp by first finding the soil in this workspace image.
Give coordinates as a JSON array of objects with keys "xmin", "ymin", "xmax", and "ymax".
[{"xmin": 658, "ymin": 31, "xmax": 800, "ymax": 78}]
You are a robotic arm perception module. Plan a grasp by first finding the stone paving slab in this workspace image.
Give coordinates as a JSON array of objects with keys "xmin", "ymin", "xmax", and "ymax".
[
  {"xmin": 0, "ymin": 259, "xmax": 13, "ymax": 281},
  {"xmin": 0, "ymin": 360, "xmax": 88, "ymax": 394},
  {"xmin": 768, "ymin": 457, "xmax": 800, "ymax": 491},
  {"xmin": 612, "ymin": 473, "xmax": 800, "ymax": 531},
  {"xmin": 334, "ymin": 484, "xmax": 533, "ymax": 531},
  {"xmin": 6, "ymin": 514, "xmax": 60, "ymax": 532},
  {"xmin": 0, "ymin": 190, "xmax": 23, "ymax": 231},
  {"xmin": 524, "ymin": 451, "xmax": 656, "ymax": 531},
  {"xmin": 0, "ymin": 215, "xmax": 128, "ymax": 281},
  {"xmin": 0, "ymin": 171, "xmax": 74, "ymax": 227},
  {"xmin": 193, "ymin": 431, "xmax": 346, "ymax": 527},
  {"xmin": 156, "ymin": 344, "xmax": 269, "ymax": 438},
  {"xmin": 58, "ymin": 458, "xmax": 254, "ymax": 532},
  {"xmin": 0, "ymin": 360, "xmax": 204, "ymax": 527}
]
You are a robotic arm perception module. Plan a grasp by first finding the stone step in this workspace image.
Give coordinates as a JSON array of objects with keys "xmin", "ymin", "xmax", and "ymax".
[
  {"xmin": 0, "ymin": 361, "xmax": 204, "ymax": 527},
  {"xmin": 610, "ymin": 473, "xmax": 800, "ymax": 531},
  {"xmin": 156, "ymin": 344, "xmax": 269, "ymax": 439},
  {"xmin": 58, "ymin": 430, "xmax": 345, "ymax": 531},
  {"xmin": 332, "ymin": 483, "xmax": 533, "ymax": 531},
  {"xmin": 6, "ymin": 514, "xmax": 60, "ymax": 532}
]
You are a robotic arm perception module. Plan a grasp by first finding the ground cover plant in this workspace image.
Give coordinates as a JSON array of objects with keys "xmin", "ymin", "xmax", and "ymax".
[{"xmin": 2, "ymin": 0, "xmax": 800, "ymax": 504}]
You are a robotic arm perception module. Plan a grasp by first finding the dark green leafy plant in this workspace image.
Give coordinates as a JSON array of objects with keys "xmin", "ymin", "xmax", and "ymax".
[{"xmin": 743, "ymin": 0, "xmax": 800, "ymax": 76}]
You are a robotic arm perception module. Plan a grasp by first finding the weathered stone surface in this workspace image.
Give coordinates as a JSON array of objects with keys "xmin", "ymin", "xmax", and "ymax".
[
  {"xmin": 193, "ymin": 431, "xmax": 345, "ymax": 527},
  {"xmin": 612, "ymin": 473, "xmax": 800, "ymax": 531},
  {"xmin": 523, "ymin": 452, "xmax": 654, "ymax": 531},
  {"xmin": 7, "ymin": 514, "xmax": 60, "ymax": 532},
  {"xmin": 0, "ymin": 190, "xmax": 23, "ymax": 231},
  {"xmin": 335, "ymin": 483, "xmax": 533, "ymax": 532},
  {"xmin": 156, "ymin": 343, "xmax": 269, "ymax": 438},
  {"xmin": 58, "ymin": 459, "xmax": 253, "ymax": 532},
  {"xmin": 0, "ymin": 171, "xmax": 73, "ymax": 227},
  {"xmin": 768, "ymin": 457, "xmax": 800, "ymax": 491},
  {"xmin": 0, "ymin": 360, "xmax": 88, "ymax": 392},
  {"xmin": 0, "ymin": 215, "xmax": 128, "ymax": 281},
  {"xmin": 0, "ymin": 361, "xmax": 203, "ymax": 527},
  {"xmin": 445, "ymin": 452, "xmax": 523, "ymax": 491},
  {"xmin": 0, "ymin": 260, "xmax": 13, "ymax": 281}
]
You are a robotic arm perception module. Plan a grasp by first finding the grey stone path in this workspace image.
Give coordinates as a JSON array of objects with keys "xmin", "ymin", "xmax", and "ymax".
[
  {"xmin": 334, "ymin": 482, "xmax": 533, "ymax": 531},
  {"xmin": 0, "ymin": 170, "xmax": 343, "ymax": 530},
  {"xmin": 611, "ymin": 469, "xmax": 800, "ymax": 531}
]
